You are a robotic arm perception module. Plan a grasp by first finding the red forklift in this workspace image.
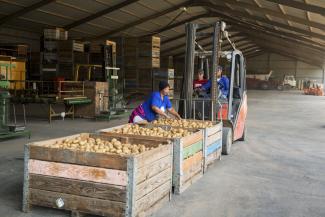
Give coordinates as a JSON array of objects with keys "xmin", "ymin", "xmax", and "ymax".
[{"xmin": 178, "ymin": 21, "xmax": 247, "ymax": 155}]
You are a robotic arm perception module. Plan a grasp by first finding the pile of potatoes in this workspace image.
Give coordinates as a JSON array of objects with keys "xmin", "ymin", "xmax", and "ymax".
[
  {"xmin": 42, "ymin": 136, "xmax": 157, "ymax": 155},
  {"xmin": 113, "ymin": 124, "xmax": 191, "ymax": 138},
  {"xmin": 152, "ymin": 119, "xmax": 213, "ymax": 129}
]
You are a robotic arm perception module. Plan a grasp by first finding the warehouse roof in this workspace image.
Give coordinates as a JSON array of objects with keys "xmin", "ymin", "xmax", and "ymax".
[{"xmin": 0, "ymin": 0, "xmax": 324, "ymax": 67}]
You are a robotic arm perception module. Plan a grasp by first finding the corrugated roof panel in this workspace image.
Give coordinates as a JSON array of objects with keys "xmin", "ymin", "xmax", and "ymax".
[
  {"xmin": 267, "ymin": 15, "xmax": 292, "ymax": 25},
  {"xmin": 119, "ymin": 2, "xmax": 155, "ymax": 17},
  {"xmin": 310, "ymin": 28, "xmax": 325, "ymax": 36},
  {"xmin": 306, "ymin": 0, "xmax": 325, "ymax": 7},
  {"xmin": 252, "ymin": 0, "xmax": 280, "ymax": 10},
  {"xmin": 72, "ymin": 23, "xmax": 109, "ymax": 35},
  {"xmin": 104, "ymin": 10, "xmax": 140, "ymax": 24},
  {"xmin": 57, "ymin": 0, "xmax": 111, "ymax": 13},
  {"xmin": 280, "ymin": 5, "xmax": 307, "ymax": 18},
  {"xmin": 3, "ymin": 0, "xmax": 40, "ymax": 6},
  {"xmin": 21, "ymin": 11, "xmax": 71, "ymax": 26},
  {"xmin": 289, "ymin": 22, "xmax": 311, "ymax": 32},
  {"xmin": 0, "ymin": 2, "xmax": 21, "ymax": 14},
  {"xmin": 308, "ymin": 13, "xmax": 325, "ymax": 25},
  {"xmin": 87, "ymin": 16, "xmax": 126, "ymax": 28},
  {"xmin": 96, "ymin": 0, "xmax": 128, "ymax": 6},
  {"xmin": 137, "ymin": 0, "xmax": 173, "ymax": 12},
  {"xmin": 4, "ymin": 19, "xmax": 45, "ymax": 33},
  {"xmin": 40, "ymin": 2, "xmax": 89, "ymax": 20}
]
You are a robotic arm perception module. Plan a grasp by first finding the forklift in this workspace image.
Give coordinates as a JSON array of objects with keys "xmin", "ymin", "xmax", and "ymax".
[{"xmin": 180, "ymin": 21, "xmax": 247, "ymax": 155}]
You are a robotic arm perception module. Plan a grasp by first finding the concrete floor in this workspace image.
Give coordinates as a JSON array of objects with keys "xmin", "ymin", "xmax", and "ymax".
[{"xmin": 0, "ymin": 90, "xmax": 325, "ymax": 217}]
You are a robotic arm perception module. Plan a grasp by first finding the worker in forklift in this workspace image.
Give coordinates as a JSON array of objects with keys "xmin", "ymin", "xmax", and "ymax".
[
  {"xmin": 128, "ymin": 81, "xmax": 181, "ymax": 123},
  {"xmin": 193, "ymin": 69, "xmax": 208, "ymax": 88},
  {"xmin": 201, "ymin": 66, "xmax": 230, "ymax": 99}
]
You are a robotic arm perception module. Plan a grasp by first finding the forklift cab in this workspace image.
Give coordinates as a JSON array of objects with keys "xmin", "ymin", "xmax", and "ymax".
[{"xmin": 217, "ymin": 50, "xmax": 247, "ymax": 154}]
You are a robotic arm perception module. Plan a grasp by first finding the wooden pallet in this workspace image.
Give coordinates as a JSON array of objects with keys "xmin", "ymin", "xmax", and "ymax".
[
  {"xmin": 99, "ymin": 125, "xmax": 204, "ymax": 194},
  {"xmin": 22, "ymin": 133, "xmax": 172, "ymax": 217}
]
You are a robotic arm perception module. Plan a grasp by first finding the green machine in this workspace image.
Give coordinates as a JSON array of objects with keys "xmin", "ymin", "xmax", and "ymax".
[
  {"xmin": 0, "ymin": 62, "xmax": 30, "ymax": 139},
  {"xmin": 97, "ymin": 43, "xmax": 129, "ymax": 120}
]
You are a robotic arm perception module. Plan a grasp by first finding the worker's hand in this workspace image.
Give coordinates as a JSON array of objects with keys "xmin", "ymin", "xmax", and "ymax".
[{"xmin": 175, "ymin": 114, "xmax": 182, "ymax": 120}]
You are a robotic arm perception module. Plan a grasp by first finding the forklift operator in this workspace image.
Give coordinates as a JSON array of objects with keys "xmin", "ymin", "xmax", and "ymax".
[
  {"xmin": 193, "ymin": 69, "xmax": 208, "ymax": 88},
  {"xmin": 201, "ymin": 66, "xmax": 230, "ymax": 99},
  {"xmin": 128, "ymin": 81, "xmax": 181, "ymax": 123}
]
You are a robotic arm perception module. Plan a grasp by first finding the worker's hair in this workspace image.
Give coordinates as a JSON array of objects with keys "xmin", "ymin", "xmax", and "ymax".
[
  {"xmin": 217, "ymin": 65, "xmax": 223, "ymax": 72},
  {"xmin": 198, "ymin": 69, "xmax": 204, "ymax": 74}
]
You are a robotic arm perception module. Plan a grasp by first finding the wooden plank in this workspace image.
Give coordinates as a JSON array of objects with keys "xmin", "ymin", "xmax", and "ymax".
[
  {"xmin": 29, "ymin": 174, "xmax": 126, "ymax": 202},
  {"xmin": 182, "ymin": 151, "xmax": 203, "ymax": 172},
  {"xmin": 29, "ymin": 145, "xmax": 127, "ymax": 170},
  {"xmin": 182, "ymin": 131, "xmax": 203, "ymax": 148},
  {"xmin": 135, "ymin": 167, "xmax": 172, "ymax": 200},
  {"xmin": 206, "ymin": 122, "xmax": 222, "ymax": 136},
  {"xmin": 135, "ymin": 181, "xmax": 171, "ymax": 214},
  {"xmin": 29, "ymin": 160, "xmax": 128, "ymax": 186},
  {"xmin": 206, "ymin": 140, "xmax": 222, "ymax": 156},
  {"xmin": 182, "ymin": 140, "xmax": 203, "ymax": 159},
  {"xmin": 172, "ymin": 139, "xmax": 182, "ymax": 194},
  {"xmin": 29, "ymin": 188, "xmax": 125, "ymax": 217},
  {"xmin": 126, "ymin": 156, "xmax": 136, "ymax": 217},
  {"xmin": 136, "ymin": 193, "xmax": 170, "ymax": 217},
  {"xmin": 136, "ymin": 144, "xmax": 172, "ymax": 168},
  {"xmin": 181, "ymin": 158, "xmax": 203, "ymax": 186},
  {"xmin": 206, "ymin": 148, "xmax": 221, "ymax": 168},
  {"xmin": 136, "ymin": 154, "xmax": 172, "ymax": 184},
  {"xmin": 206, "ymin": 131, "xmax": 222, "ymax": 146},
  {"xmin": 179, "ymin": 169, "xmax": 202, "ymax": 194}
]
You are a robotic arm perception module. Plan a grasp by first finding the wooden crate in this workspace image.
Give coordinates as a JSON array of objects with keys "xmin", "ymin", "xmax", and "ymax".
[
  {"xmin": 145, "ymin": 120, "xmax": 222, "ymax": 173},
  {"xmin": 22, "ymin": 133, "xmax": 172, "ymax": 217},
  {"xmin": 99, "ymin": 124, "xmax": 204, "ymax": 194}
]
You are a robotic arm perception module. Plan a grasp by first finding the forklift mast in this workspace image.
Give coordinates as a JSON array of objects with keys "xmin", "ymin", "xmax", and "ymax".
[{"xmin": 181, "ymin": 22, "xmax": 223, "ymax": 120}]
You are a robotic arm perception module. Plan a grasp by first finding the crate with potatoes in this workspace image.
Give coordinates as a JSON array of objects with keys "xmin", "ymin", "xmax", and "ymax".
[
  {"xmin": 151, "ymin": 119, "xmax": 223, "ymax": 172},
  {"xmin": 99, "ymin": 124, "xmax": 204, "ymax": 194},
  {"xmin": 22, "ymin": 133, "xmax": 172, "ymax": 217}
]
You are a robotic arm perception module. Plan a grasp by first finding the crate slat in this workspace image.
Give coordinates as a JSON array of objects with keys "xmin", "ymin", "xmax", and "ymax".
[
  {"xmin": 182, "ymin": 140, "xmax": 203, "ymax": 159},
  {"xmin": 28, "ymin": 159, "xmax": 128, "ymax": 186},
  {"xmin": 29, "ymin": 188, "xmax": 125, "ymax": 217},
  {"xmin": 29, "ymin": 174, "xmax": 127, "ymax": 202},
  {"xmin": 29, "ymin": 146, "xmax": 127, "ymax": 170}
]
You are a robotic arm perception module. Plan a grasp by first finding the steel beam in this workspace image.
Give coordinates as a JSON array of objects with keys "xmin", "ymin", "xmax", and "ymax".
[
  {"xmin": 207, "ymin": 10, "xmax": 325, "ymax": 52},
  {"xmin": 64, "ymin": 0, "xmax": 139, "ymax": 30},
  {"xmin": 211, "ymin": 0, "xmax": 325, "ymax": 30},
  {"xmin": 264, "ymin": 0, "xmax": 325, "ymax": 16},
  {"xmin": 145, "ymin": 13, "xmax": 208, "ymax": 36},
  {"xmin": 161, "ymin": 26, "xmax": 211, "ymax": 45},
  {"xmin": 85, "ymin": 1, "xmax": 194, "ymax": 40},
  {"xmin": 0, "ymin": 0, "xmax": 56, "ymax": 26},
  {"xmin": 206, "ymin": 4, "xmax": 325, "ymax": 40}
]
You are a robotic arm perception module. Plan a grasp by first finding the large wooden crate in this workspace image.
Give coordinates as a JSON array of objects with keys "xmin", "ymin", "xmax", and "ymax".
[
  {"xmin": 147, "ymin": 120, "xmax": 222, "ymax": 173},
  {"xmin": 22, "ymin": 133, "xmax": 173, "ymax": 217},
  {"xmin": 99, "ymin": 124, "xmax": 204, "ymax": 194}
]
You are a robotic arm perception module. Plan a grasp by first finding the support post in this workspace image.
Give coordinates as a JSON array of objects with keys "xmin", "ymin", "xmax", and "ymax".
[{"xmin": 181, "ymin": 23, "xmax": 197, "ymax": 118}]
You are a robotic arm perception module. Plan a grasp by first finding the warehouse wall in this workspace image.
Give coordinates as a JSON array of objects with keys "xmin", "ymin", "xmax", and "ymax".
[
  {"xmin": 246, "ymin": 52, "xmax": 324, "ymax": 83},
  {"xmin": 0, "ymin": 27, "xmax": 40, "ymax": 51}
]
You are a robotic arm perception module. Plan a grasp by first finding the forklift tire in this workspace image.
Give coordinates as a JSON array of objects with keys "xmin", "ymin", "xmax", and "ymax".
[
  {"xmin": 222, "ymin": 127, "xmax": 232, "ymax": 155},
  {"xmin": 238, "ymin": 125, "xmax": 246, "ymax": 141}
]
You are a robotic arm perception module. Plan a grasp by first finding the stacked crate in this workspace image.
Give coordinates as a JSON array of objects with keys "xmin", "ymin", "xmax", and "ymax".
[
  {"xmin": 41, "ymin": 28, "xmax": 68, "ymax": 80},
  {"xmin": 99, "ymin": 124, "xmax": 204, "ymax": 194},
  {"xmin": 57, "ymin": 40, "xmax": 87, "ymax": 80},
  {"xmin": 123, "ymin": 36, "xmax": 160, "ymax": 95},
  {"xmin": 23, "ymin": 133, "xmax": 172, "ymax": 217},
  {"xmin": 152, "ymin": 68, "xmax": 175, "ymax": 98}
]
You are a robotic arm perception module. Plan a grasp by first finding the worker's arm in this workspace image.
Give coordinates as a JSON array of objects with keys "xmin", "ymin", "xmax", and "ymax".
[
  {"xmin": 151, "ymin": 106, "xmax": 169, "ymax": 118},
  {"xmin": 168, "ymin": 107, "xmax": 181, "ymax": 119},
  {"xmin": 201, "ymin": 79, "xmax": 211, "ymax": 90}
]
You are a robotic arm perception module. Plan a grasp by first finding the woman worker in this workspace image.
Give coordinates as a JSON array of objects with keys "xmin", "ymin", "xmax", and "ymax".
[{"xmin": 129, "ymin": 81, "xmax": 181, "ymax": 123}]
